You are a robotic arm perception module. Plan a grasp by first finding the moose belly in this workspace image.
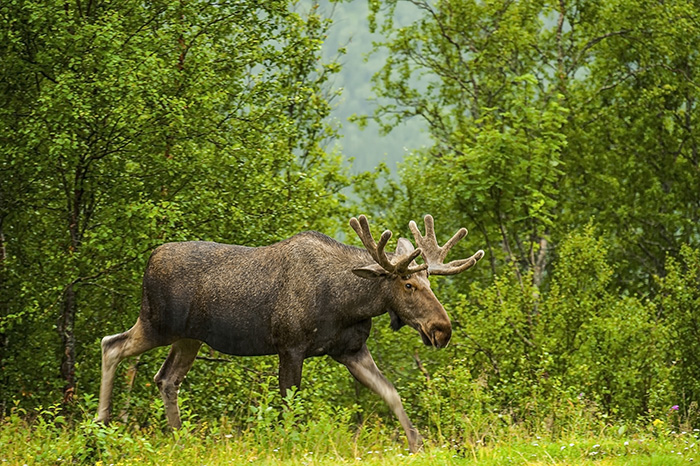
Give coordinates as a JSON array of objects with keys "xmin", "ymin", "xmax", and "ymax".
[
  {"xmin": 203, "ymin": 332, "xmax": 277, "ymax": 356},
  {"xmin": 190, "ymin": 310, "xmax": 276, "ymax": 356}
]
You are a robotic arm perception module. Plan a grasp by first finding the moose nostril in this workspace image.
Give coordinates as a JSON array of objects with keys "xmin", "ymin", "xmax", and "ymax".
[{"xmin": 431, "ymin": 324, "xmax": 452, "ymax": 348}]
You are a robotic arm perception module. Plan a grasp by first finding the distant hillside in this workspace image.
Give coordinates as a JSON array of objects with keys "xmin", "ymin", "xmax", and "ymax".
[{"xmin": 310, "ymin": 1, "xmax": 431, "ymax": 174}]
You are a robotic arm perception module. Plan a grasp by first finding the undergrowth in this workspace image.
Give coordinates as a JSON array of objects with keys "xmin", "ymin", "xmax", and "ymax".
[{"xmin": 1, "ymin": 393, "xmax": 698, "ymax": 466}]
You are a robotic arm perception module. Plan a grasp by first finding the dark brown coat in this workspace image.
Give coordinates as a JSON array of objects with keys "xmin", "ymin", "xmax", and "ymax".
[{"xmin": 96, "ymin": 215, "xmax": 483, "ymax": 453}]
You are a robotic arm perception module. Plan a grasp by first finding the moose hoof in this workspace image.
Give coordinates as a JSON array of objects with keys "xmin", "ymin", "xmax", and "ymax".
[{"xmin": 408, "ymin": 428, "xmax": 424, "ymax": 453}]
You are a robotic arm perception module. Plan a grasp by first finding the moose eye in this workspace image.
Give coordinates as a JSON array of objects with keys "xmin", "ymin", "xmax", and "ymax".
[{"xmin": 405, "ymin": 283, "xmax": 413, "ymax": 290}]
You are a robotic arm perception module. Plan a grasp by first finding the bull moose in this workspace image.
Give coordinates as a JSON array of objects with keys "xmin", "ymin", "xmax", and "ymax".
[{"xmin": 96, "ymin": 214, "xmax": 483, "ymax": 452}]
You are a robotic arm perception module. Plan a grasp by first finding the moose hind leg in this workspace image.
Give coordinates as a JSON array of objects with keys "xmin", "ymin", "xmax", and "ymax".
[
  {"xmin": 154, "ymin": 338, "xmax": 202, "ymax": 429},
  {"xmin": 96, "ymin": 318, "xmax": 160, "ymax": 424},
  {"xmin": 334, "ymin": 345, "xmax": 423, "ymax": 453}
]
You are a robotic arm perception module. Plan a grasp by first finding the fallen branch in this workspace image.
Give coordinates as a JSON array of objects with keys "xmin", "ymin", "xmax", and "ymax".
[{"xmin": 412, "ymin": 351, "xmax": 430, "ymax": 381}]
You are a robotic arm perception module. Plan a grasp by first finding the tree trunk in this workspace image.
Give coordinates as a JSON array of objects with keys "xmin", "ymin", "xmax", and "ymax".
[
  {"xmin": 59, "ymin": 175, "xmax": 83, "ymax": 404},
  {"xmin": 0, "ymin": 223, "xmax": 5, "ymax": 264},
  {"xmin": 533, "ymin": 238, "xmax": 548, "ymax": 286},
  {"xmin": 0, "ymin": 223, "xmax": 7, "ymax": 412},
  {"xmin": 58, "ymin": 283, "xmax": 77, "ymax": 403}
]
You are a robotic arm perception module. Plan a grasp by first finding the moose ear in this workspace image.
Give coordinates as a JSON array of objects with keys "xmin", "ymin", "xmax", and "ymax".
[
  {"xmin": 395, "ymin": 237, "xmax": 415, "ymax": 255},
  {"xmin": 352, "ymin": 264, "xmax": 389, "ymax": 279}
]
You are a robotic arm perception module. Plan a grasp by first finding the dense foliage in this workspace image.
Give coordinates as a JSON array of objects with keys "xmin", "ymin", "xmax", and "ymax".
[
  {"xmin": 1, "ymin": 0, "xmax": 699, "ymax": 459},
  {"xmin": 0, "ymin": 0, "xmax": 347, "ymax": 411},
  {"xmin": 354, "ymin": 0, "xmax": 700, "ymax": 431}
]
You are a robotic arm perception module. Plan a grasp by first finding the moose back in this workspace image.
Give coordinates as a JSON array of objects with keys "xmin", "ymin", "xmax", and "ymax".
[{"xmin": 96, "ymin": 215, "xmax": 483, "ymax": 453}]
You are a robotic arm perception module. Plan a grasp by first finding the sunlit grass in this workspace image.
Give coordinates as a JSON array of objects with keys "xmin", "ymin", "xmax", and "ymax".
[{"xmin": 2, "ymin": 405, "xmax": 698, "ymax": 466}]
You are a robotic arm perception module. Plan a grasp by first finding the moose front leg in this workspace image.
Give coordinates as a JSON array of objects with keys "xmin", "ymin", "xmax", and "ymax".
[
  {"xmin": 278, "ymin": 349, "xmax": 304, "ymax": 398},
  {"xmin": 334, "ymin": 345, "xmax": 423, "ymax": 453}
]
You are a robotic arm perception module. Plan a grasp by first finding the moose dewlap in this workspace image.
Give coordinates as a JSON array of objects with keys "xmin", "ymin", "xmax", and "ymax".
[{"xmin": 96, "ymin": 214, "xmax": 484, "ymax": 453}]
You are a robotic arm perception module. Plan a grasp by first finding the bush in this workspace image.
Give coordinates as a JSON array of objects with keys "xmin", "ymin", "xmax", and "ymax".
[{"xmin": 656, "ymin": 245, "xmax": 700, "ymax": 423}]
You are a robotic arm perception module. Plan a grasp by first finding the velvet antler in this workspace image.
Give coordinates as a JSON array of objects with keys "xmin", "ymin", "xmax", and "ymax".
[
  {"xmin": 409, "ymin": 214, "xmax": 484, "ymax": 276},
  {"xmin": 350, "ymin": 215, "xmax": 428, "ymax": 276}
]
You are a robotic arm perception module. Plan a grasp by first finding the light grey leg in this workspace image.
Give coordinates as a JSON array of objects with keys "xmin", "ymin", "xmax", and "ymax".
[
  {"xmin": 96, "ymin": 318, "xmax": 158, "ymax": 424},
  {"xmin": 334, "ymin": 345, "xmax": 423, "ymax": 453}
]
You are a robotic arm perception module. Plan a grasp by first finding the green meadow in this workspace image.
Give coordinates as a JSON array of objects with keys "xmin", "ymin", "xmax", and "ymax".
[{"xmin": 2, "ymin": 396, "xmax": 698, "ymax": 465}]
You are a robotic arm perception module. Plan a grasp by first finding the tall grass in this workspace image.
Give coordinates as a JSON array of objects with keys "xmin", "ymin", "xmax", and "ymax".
[{"xmin": 2, "ymin": 394, "xmax": 698, "ymax": 465}]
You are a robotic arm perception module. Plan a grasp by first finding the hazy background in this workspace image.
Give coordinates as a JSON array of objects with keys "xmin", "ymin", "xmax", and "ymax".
[{"xmin": 307, "ymin": 1, "xmax": 432, "ymax": 174}]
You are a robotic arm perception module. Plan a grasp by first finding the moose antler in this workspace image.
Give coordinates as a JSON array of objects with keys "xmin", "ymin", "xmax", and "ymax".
[
  {"xmin": 409, "ymin": 214, "xmax": 484, "ymax": 276},
  {"xmin": 350, "ymin": 215, "xmax": 428, "ymax": 275}
]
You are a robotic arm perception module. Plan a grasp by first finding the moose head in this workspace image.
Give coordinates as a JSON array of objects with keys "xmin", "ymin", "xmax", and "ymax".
[{"xmin": 350, "ymin": 214, "xmax": 484, "ymax": 349}]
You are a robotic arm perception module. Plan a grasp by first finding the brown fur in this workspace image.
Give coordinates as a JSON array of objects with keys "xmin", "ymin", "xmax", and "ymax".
[{"xmin": 96, "ymin": 215, "xmax": 483, "ymax": 453}]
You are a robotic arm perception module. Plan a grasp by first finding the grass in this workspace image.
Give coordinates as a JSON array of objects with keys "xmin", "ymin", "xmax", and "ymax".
[{"xmin": 1, "ymin": 406, "xmax": 698, "ymax": 466}]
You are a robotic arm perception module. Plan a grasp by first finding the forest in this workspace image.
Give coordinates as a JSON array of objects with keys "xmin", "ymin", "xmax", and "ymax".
[{"xmin": 1, "ymin": 0, "xmax": 700, "ymax": 464}]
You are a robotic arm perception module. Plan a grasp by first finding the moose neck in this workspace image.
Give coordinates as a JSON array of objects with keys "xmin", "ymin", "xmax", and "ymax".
[
  {"xmin": 335, "ymin": 248, "xmax": 398, "ymax": 322},
  {"xmin": 278, "ymin": 232, "xmax": 398, "ymax": 324}
]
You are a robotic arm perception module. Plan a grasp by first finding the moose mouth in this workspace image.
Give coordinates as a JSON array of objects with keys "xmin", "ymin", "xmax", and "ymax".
[
  {"xmin": 414, "ymin": 323, "xmax": 452, "ymax": 348},
  {"xmin": 414, "ymin": 324, "xmax": 441, "ymax": 348},
  {"xmin": 418, "ymin": 327, "xmax": 434, "ymax": 347},
  {"xmin": 388, "ymin": 310, "xmax": 449, "ymax": 348}
]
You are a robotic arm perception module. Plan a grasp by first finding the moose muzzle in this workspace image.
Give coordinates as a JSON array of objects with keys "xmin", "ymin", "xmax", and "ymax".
[{"xmin": 418, "ymin": 321, "xmax": 452, "ymax": 348}]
